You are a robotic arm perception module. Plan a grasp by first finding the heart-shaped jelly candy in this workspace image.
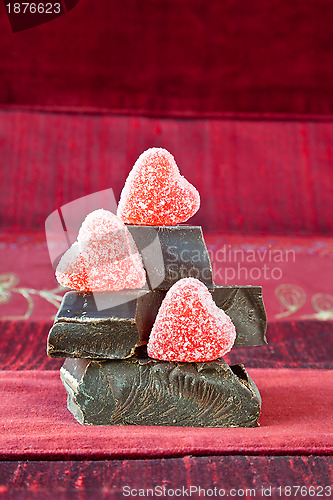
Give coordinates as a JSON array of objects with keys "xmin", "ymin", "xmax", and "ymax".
[
  {"xmin": 117, "ymin": 148, "xmax": 200, "ymax": 225},
  {"xmin": 56, "ymin": 209, "xmax": 146, "ymax": 291},
  {"xmin": 147, "ymin": 278, "xmax": 236, "ymax": 362}
]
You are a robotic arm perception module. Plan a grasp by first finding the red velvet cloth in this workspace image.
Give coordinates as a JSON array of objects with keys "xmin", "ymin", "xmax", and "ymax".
[
  {"xmin": 1, "ymin": 111, "xmax": 333, "ymax": 235},
  {"xmin": 2, "ymin": 1, "xmax": 333, "ymax": 115},
  {"xmin": 0, "ymin": 369, "xmax": 332, "ymax": 459}
]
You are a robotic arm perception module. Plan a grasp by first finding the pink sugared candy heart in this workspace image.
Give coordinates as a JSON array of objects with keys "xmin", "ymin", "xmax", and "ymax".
[
  {"xmin": 55, "ymin": 241, "xmax": 89, "ymax": 291},
  {"xmin": 56, "ymin": 209, "xmax": 146, "ymax": 291},
  {"xmin": 117, "ymin": 148, "xmax": 200, "ymax": 225},
  {"xmin": 147, "ymin": 278, "xmax": 236, "ymax": 362}
]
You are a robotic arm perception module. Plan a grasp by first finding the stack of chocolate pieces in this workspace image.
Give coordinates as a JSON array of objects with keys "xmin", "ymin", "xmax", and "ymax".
[{"xmin": 47, "ymin": 148, "xmax": 267, "ymax": 427}]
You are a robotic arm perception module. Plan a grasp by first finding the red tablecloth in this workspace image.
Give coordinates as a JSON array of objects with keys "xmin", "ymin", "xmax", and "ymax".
[{"xmin": 1, "ymin": 368, "xmax": 332, "ymax": 460}]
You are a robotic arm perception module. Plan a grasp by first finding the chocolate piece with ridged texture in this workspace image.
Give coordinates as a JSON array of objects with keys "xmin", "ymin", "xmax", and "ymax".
[
  {"xmin": 47, "ymin": 290, "xmax": 165, "ymax": 360},
  {"xmin": 60, "ymin": 353, "xmax": 261, "ymax": 427},
  {"xmin": 127, "ymin": 225, "xmax": 214, "ymax": 290},
  {"xmin": 212, "ymin": 286, "xmax": 267, "ymax": 347}
]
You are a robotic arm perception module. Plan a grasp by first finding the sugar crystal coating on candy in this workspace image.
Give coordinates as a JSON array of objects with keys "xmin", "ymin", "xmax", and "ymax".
[
  {"xmin": 56, "ymin": 242, "xmax": 89, "ymax": 291},
  {"xmin": 147, "ymin": 278, "xmax": 236, "ymax": 362},
  {"xmin": 117, "ymin": 148, "xmax": 200, "ymax": 225},
  {"xmin": 56, "ymin": 209, "xmax": 146, "ymax": 292}
]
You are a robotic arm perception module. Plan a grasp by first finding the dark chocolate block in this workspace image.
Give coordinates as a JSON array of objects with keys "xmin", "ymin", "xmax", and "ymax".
[
  {"xmin": 60, "ymin": 354, "xmax": 261, "ymax": 427},
  {"xmin": 127, "ymin": 225, "xmax": 214, "ymax": 290},
  {"xmin": 47, "ymin": 284, "xmax": 267, "ymax": 360},
  {"xmin": 47, "ymin": 290, "xmax": 165, "ymax": 359},
  {"xmin": 212, "ymin": 286, "xmax": 267, "ymax": 347}
]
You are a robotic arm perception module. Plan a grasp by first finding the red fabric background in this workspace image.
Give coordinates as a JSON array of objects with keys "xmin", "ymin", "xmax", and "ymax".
[
  {"xmin": 0, "ymin": 369, "xmax": 333, "ymax": 460},
  {"xmin": 1, "ymin": 369, "xmax": 332, "ymax": 459},
  {"xmin": 1, "ymin": 110, "xmax": 333, "ymax": 235},
  {"xmin": 1, "ymin": 0, "xmax": 333, "ymax": 116}
]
